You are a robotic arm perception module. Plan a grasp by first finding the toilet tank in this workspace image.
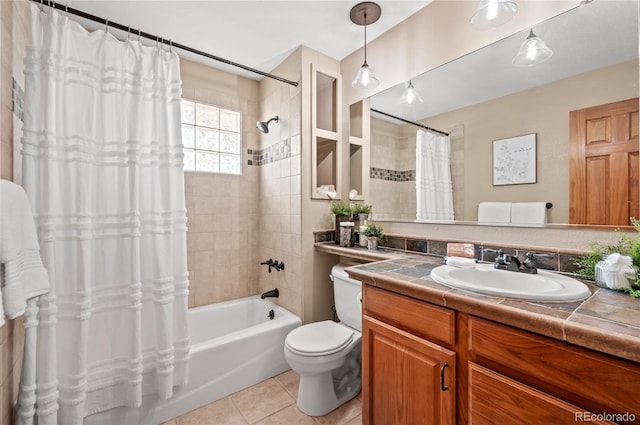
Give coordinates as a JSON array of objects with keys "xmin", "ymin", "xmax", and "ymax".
[{"xmin": 331, "ymin": 264, "xmax": 362, "ymax": 332}]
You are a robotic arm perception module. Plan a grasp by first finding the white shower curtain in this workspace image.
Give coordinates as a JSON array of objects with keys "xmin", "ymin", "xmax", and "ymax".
[
  {"xmin": 17, "ymin": 5, "xmax": 189, "ymax": 424},
  {"xmin": 415, "ymin": 129, "xmax": 454, "ymax": 221}
]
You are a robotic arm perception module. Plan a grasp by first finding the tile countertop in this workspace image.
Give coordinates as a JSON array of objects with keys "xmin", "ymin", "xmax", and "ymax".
[{"xmin": 315, "ymin": 242, "xmax": 640, "ymax": 364}]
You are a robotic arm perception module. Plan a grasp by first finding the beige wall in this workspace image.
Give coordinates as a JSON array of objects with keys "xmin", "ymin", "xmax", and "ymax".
[
  {"xmin": 369, "ymin": 60, "xmax": 638, "ymax": 223},
  {"xmin": 0, "ymin": 1, "xmax": 29, "ymax": 423},
  {"xmin": 181, "ymin": 58, "xmax": 262, "ymax": 307},
  {"xmin": 341, "ymin": 1, "xmax": 577, "ymax": 107},
  {"xmin": 425, "ymin": 59, "xmax": 638, "ymax": 223},
  {"xmin": 335, "ymin": 0, "xmax": 634, "ymax": 253},
  {"xmin": 257, "ymin": 48, "xmax": 304, "ymax": 318},
  {"xmin": 301, "ymin": 46, "xmax": 344, "ymax": 324}
]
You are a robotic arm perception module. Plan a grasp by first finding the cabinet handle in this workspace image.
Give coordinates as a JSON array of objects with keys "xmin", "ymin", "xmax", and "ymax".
[{"xmin": 440, "ymin": 363, "xmax": 449, "ymax": 391}]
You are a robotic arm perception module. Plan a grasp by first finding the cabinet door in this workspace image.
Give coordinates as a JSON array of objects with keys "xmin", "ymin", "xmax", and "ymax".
[
  {"xmin": 363, "ymin": 316, "xmax": 455, "ymax": 425},
  {"xmin": 469, "ymin": 363, "xmax": 615, "ymax": 425}
]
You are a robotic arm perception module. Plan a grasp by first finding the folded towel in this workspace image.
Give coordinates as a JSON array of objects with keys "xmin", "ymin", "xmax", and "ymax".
[
  {"xmin": 445, "ymin": 257, "xmax": 477, "ymax": 268},
  {"xmin": 511, "ymin": 202, "xmax": 547, "ymax": 224},
  {"xmin": 0, "ymin": 180, "xmax": 50, "ymax": 324},
  {"xmin": 478, "ymin": 202, "xmax": 511, "ymax": 223}
]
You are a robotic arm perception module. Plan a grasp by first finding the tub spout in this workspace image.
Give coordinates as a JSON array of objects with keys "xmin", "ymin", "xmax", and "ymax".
[{"xmin": 261, "ymin": 288, "xmax": 279, "ymax": 299}]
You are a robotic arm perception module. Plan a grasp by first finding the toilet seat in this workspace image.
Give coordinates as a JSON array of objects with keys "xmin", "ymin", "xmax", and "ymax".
[{"xmin": 286, "ymin": 321, "xmax": 354, "ymax": 357}]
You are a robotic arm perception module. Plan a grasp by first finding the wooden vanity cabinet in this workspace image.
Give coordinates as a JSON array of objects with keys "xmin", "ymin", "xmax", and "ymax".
[
  {"xmin": 362, "ymin": 285, "xmax": 640, "ymax": 425},
  {"xmin": 362, "ymin": 286, "xmax": 456, "ymax": 425},
  {"xmin": 468, "ymin": 317, "xmax": 640, "ymax": 424}
]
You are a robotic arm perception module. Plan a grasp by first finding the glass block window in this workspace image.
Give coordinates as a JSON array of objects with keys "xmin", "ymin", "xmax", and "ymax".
[{"xmin": 181, "ymin": 100, "xmax": 242, "ymax": 175}]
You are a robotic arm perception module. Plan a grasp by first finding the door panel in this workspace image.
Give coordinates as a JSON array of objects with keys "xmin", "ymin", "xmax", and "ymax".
[
  {"xmin": 363, "ymin": 316, "xmax": 455, "ymax": 425},
  {"xmin": 570, "ymin": 98, "xmax": 639, "ymax": 225}
]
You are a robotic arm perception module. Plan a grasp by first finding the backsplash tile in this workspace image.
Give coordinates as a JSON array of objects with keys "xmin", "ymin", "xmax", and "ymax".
[
  {"xmin": 406, "ymin": 239, "xmax": 427, "ymax": 254},
  {"xmin": 321, "ymin": 231, "xmax": 590, "ymax": 276}
]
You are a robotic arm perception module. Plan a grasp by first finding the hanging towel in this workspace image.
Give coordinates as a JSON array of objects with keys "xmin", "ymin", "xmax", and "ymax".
[
  {"xmin": 477, "ymin": 202, "xmax": 512, "ymax": 223},
  {"xmin": 511, "ymin": 202, "xmax": 547, "ymax": 224},
  {"xmin": 0, "ymin": 180, "xmax": 50, "ymax": 324}
]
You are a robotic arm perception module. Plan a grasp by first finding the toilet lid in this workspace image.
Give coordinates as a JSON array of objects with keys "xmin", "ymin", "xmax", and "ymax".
[{"xmin": 286, "ymin": 321, "xmax": 354, "ymax": 356}]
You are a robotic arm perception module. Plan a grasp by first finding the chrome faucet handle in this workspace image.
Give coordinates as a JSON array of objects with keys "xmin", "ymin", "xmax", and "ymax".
[{"xmin": 521, "ymin": 252, "xmax": 538, "ymax": 274}]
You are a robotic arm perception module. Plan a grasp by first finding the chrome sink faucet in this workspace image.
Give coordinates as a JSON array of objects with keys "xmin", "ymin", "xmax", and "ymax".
[{"xmin": 486, "ymin": 249, "xmax": 538, "ymax": 274}]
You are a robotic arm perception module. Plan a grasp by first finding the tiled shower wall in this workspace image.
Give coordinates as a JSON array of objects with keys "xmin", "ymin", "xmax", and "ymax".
[
  {"xmin": 0, "ymin": 1, "xmax": 29, "ymax": 423},
  {"xmin": 180, "ymin": 59, "xmax": 262, "ymax": 307},
  {"xmin": 369, "ymin": 118, "xmax": 416, "ymax": 220},
  {"xmin": 370, "ymin": 118, "xmax": 465, "ymax": 221},
  {"xmin": 258, "ymin": 83, "xmax": 303, "ymax": 318}
]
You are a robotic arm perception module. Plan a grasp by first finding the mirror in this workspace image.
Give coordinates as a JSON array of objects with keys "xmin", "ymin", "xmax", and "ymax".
[{"xmin": 367, "ymin": 0, "xmax": 638, "ymax": 225}]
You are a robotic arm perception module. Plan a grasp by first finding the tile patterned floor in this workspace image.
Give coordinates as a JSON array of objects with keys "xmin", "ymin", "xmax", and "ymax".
[{"xmin": 162, "ymin": 370, "xmax": 362, "ymax": 425}]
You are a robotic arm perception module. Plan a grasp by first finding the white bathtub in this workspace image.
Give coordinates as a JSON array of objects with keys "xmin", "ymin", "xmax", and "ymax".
[{"xmin": 85, "ymin": 295, "xmax": 301, "ymax": 425}]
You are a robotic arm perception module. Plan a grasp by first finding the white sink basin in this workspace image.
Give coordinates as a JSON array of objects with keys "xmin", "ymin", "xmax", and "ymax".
[{"xmin": 430, "ymin": 263, "xmax": 591, "ymax": 302}]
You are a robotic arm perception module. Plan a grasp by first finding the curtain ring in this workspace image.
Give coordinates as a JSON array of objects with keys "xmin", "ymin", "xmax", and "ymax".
[
  {"xmin": 137, "ymin": 29, "xmax": 141, "ymax": 43},
  {"xmin": 39, "ymin": 0, "xmax": 44, "ymax": 12},
  {"xmin": 169, "ymin": 40, "xmax": 173, "ymax": 53},
  {"xmin": 127, "ymin": 25, "xmax": 130, "ymax": 41},
  {"xmin": 105, "ymin": 18, "xmax": 109, "ymax": 34}
]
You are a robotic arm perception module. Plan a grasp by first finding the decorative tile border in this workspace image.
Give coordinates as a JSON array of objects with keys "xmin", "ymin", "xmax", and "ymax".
[
  {"xmin": 247, "ymin": 138, "xmax": 290, "ymax": 166},
  {"xmin": 12, "ymin": 78, "xmax": 24, "ymax": 122},
  {"xmin": 370, "ymin": 167, "xmax": 415, "ymax": 182}
]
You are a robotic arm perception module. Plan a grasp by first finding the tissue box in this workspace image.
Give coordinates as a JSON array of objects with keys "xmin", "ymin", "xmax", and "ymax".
[{"xmin": 447, "ymin": 243, "xmax": 476, "ymax": 259}]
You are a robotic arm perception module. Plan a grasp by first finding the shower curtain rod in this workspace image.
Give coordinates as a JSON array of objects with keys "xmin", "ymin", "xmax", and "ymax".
[
  {"xmin": 32, "ymin": 0, "xmax": 299, "ymax": 87},
  {"xmin": 370, "ymin": 108, "xmax": 449, "ymax": 137}
]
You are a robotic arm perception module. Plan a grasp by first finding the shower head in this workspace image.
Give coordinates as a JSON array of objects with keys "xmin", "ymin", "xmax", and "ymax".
[{"xmin": 256, "ymin": 116, "xmax": 279, "ymax": 134}]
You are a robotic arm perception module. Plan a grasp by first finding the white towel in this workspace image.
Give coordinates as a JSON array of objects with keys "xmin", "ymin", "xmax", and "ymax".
[
  {"xmin": 511, "ymin": 202, "xmax": 547, "ymax": 224},
  {"xmin": 478, "ymin": 202, "xmax": 511, "ymax": 223},
  {"xmin": 0, "ymin": 180, "xmax": 50, "ymax": 324},
  {"xmin": 445, "ymin": 257, "xmax": 477, "ymax": 268}
]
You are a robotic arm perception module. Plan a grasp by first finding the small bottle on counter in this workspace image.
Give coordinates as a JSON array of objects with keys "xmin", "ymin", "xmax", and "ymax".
[
  {"xmin": 359, "ymin": 225, "xmax": 368, "ymax": 248},
  {"xmin": 339, "ymin": 222, "xmax": 355, "ymax": 247}
]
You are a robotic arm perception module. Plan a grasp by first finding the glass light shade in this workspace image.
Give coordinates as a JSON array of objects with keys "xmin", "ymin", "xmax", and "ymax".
[
  {"xmin": 402, "ymin": 81, "xmax": 423, "ymax": 105},
  {"xmin": 512, "ymin": 29, "xmax": 553, "ymax": 67},
  {"xmin": 352, "ymin": 62, "xmax": 379, "ymax": 89},
  {"xmin": 469, "ymin": 0, "xmax": 518, "ymax": 30}
]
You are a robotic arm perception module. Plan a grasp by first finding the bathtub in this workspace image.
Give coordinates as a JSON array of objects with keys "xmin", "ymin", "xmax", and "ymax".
[{"xmin": 85, "ymin": 295, "xmax": 301, "ymax": 425}]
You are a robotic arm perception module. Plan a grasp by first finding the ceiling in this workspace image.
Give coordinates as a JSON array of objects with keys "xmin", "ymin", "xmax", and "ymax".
[
  {"xmin": 371, "ymin": 0, "xmax": 639, "ymax": 124},
  {"xmin": 63, "ymin": 0, "xmax": 432, "ymax": 81}
]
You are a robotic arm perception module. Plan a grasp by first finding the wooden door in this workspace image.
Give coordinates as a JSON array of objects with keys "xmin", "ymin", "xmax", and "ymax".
[
  {"xmin": 569, "ymin": 98, "xmax": 639, "ymax": 225},
  {"xmin": 362, "ymin": 316, "xmax": 456, "ymax": 425}
]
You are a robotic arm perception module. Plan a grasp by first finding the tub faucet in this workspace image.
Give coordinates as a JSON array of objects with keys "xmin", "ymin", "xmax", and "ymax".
[
  {"xmin": 261, "ymin": 288, "xmax": 279, "ymax": 299},
  {"xmin": 261, "ymin": 258, "xmax": 275, "ymax": 273},
  {"xmin": 272, "ymin": 261, "xmax": 285, "ymax": 272}
]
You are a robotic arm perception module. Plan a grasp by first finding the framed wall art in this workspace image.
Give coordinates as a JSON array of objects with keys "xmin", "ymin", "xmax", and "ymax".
[{"xmin": 492, "ymin": 133, "xmax": 537, "ymax": 186}]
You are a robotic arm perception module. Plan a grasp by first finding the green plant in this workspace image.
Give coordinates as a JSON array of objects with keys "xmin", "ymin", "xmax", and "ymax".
[
  {"xmin": 363, "ymin": 223, "xmax": 384, "ymax": 239},
  {"xmin": 351, "ymin": 203, "xmax": 372, "ymax": 215},
  {"xmin": 574, "ymin": 218, "xmax": 640, "ymax": 298},
  {"xmin": 330, "ymin": 201, "xmax": 352, "ymax": 217}
]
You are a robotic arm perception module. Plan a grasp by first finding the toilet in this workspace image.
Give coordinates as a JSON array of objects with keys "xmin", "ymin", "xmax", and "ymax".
[{"xmin": 284, "ymin": 264, "xmax": 362, "ymax": 416}]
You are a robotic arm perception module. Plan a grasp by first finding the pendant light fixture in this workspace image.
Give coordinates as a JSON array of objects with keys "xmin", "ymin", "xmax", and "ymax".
[
  {"xmin": 350, "ymin": 2, "xmax": 382, "ymax": 89},
  {"xmin": 469, "ymin": 0, "xmax": 518, "ymax": 30},
  {"xmin": 512, "ymin": 28, "xmax": 553, "ymax": 67},
  {"xmin": 402, "ymin": 80, "xmax": 423, "ymax": 105}
]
